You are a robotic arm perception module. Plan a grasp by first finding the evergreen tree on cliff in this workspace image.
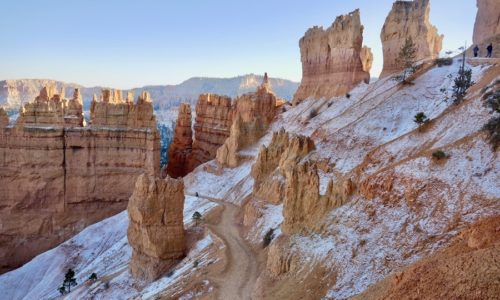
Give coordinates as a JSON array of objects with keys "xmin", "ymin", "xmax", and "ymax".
[
  {"xmin": 58, "ymin": 268, "xmax": 77, "ymax": 294},
  {"xmin": 394, "ymin": 36, "xmax": 417, "ymax": 84}
]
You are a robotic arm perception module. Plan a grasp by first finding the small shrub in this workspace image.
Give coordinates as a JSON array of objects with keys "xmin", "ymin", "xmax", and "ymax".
[
  {"xmin": 483, "ymin": 116, "xmax": 500, "ymax": 150},
  {"xmin": 308, "ymin": 108, "xmax": 318, "ymax": 119},
  {"xmin": 432, "ymin": 150, "xmax": 448, "ymax": 160},
  {"xmin": 435, "ymin": 57, "xmax": 453, "ymax": 67},
  {"xmin": 346, "ymin": 93, "xmax": 351, "ymax": 99},
  {"xmin": 484, "ymin": 91, "xmax": 500, "ymax": 113},
  {"xmin": 193, "ymin": 260, "xmax": 199, "ymax": 268},
  {"xmin": 414, "ymin": 112, "xmax": 429, "ymax": 126},
  {"xmin": 166, "ymin": 270, "xmax": 175, "ymax": 278},
  {"xmin": 88, "ymin": 273, "xmax": 97, "ymax": 281},
  {"xmin": 262, "ymin": 228, "xmax": 275, "ymax": 248}
]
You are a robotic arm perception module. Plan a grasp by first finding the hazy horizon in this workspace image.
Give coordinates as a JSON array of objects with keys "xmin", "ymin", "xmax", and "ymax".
[{"xmin": 0, "ymin": 0, "xmax": 476, "ymax": 89}]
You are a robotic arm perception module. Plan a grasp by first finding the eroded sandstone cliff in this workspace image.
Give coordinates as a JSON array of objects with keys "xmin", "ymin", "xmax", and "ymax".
[
  {"xmin": 0, "ymin": 86, "xmax": 160, "ymax": 273},
  {"xmin": 380, "ymin": 0, "xmax": 443, "ymax": 78},
  {"xmin": 217, "ymin": 78, "xmax": 277, "ymax": 167},
  {"xmin": 128, "ymin": 174, "xmax": 185, "ymax": 281},
  {"xmin": 251, "ymin": 129, "xmax": 315, "ymax": 204},
  {"xmin": 292, "ymin": 9, "xmax": 371, "ymax": 105},
  {"xmin": 16, "ymin": 86, "xmax": 84, "ymax": 127},
  {"xmin": 166, "ymin": 103, "xmax": 193, "ymax": 178},
  {"xmin": 473, "ymin": 0, "xmax": 500, "ymax": 45},
  {"xmin": 190, "ymin": 94, "xmax": 233, "ymax": 168}
]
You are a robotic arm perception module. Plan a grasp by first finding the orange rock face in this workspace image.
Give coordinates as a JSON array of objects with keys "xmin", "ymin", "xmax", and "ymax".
[
  {"xmin": 190, "ymin": 94, "xmax": 233, "ymax": 168},
  {"xmin": 128, "ymin": 174, "xmax": 185, "ymax": 281},
  {"xmin": 217, "ymin": 79, "xmax": 277, "ymax": 167},
  {"xmin": 166, "ymin": 103, "xmax": 193, "ymax": 178},
  {"xmin": 473, "ymin": 0, "xmax": 500, "ymax": 45},
  {"xmin": 380, "ymin": 0, "xmax": 443, "ymax": 78},
  {"xmin": 251, "ymin": 129, "xmax": 315, "ymax": 204},
  {"xmin": 292, "ymin": 10, "xmax": 371, "ymax": 105},
  {"xmin": 0, "ymin": 108, "xmax": 8, "ymax": 128},
  {"xmin": 0, "ymin": 86, "xmax": 160, "ymax": 274},
  {"xmin": 17, "ymin": 86, "xmax": 84, "ymax": 127},
  {"xmin": 90, "ymin": 90, "xmax": 156, "ymax": 128}
]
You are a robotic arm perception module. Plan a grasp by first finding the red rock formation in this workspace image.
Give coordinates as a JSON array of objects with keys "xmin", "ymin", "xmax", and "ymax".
[
  {"xmin": 166, "ymin": 103, "xmax": 193, "ymax": 178},
  {"xmin": 473, "ymin": 0, "xmax": 500, "ymax": 45},
  {"xmin": 292, "ymin": 9, "xmax": 371, "ymax": 105},
  {"xmin": 251, "ymin": 129, "xmax": 315, "ymax": 203},
  {"xmin": 0, "ymin": 108, "xmax": 8, "ymax": 128},
  {"xmin": 190, "ymin": 93, "xmax": 233, "ymax": 167},
  {"xmin": 217, "ymin": 77, "xmax": 277, "ymax": 167},
  {"xmin": 0, "ymin": 86, "xmax": 160, "ymax": 274},
  {"xmin": 471, "ymin": 0, "xmax": 500, "ymax": 58},
  {"xmin": 90, "ymin": 90, "xmax": 156, "ymax": 128},
  {"xmin": 16, "ymin": 85, "xmax": 84, "ymax": 127},
  {"xmin": 380, "ymin": 0, "xmax": 443, "ymax": 78},
  {"xmin": 128, "ymin": 174, "xmax": 185, "ymax": 281}
]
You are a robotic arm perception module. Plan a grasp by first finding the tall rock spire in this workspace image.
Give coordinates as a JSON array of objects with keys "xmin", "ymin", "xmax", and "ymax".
[
  {"xmin": 380, "ymin": 0, "xmax": 443, "ymax": 78},
  {"xmin": 292, "ymin": 9, "xmax": 371, "ymax": 105}
]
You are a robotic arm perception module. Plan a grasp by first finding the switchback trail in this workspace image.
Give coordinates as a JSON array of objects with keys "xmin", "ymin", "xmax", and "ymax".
[{"xmin": 187, "ymin": 193, "xmax": 258, "ymax": 300}]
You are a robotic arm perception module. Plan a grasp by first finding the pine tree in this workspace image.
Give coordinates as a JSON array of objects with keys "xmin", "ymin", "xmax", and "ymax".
[
  {"xmin": 58, "ymin": 268, "xmax": 77, "ymax": 294},
  {"xmin": 414, "ymin": 112, "xmax": 429, "ymax": 125},
  {"xmin": 394, "ymin": 36, "xmax": 417, "ymax": 84},
  {"xmin": 192, "ymin": 211, "xmax": 202, "ymax": 226},
  {"xmin": 452, "ymin": 48, "xmax": 475, "ymax": 104}
]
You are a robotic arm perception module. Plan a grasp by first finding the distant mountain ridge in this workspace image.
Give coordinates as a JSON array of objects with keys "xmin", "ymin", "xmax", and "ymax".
[{"xmin": 0, "ymin": 74, "xmax": 299, "ymax": 112}]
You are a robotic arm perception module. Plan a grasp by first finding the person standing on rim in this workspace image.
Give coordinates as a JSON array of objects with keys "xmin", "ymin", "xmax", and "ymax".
[
  {"xmin": 473, "ymin": 45, "xmax": 479, "ymax": 57},
  {"xmin": 486, "ymin": 43, "xmax": 493, "ymax": 58}
]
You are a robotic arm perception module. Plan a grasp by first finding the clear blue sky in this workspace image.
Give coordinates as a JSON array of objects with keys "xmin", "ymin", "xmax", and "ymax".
[{"xmin": 0, "ymin": 0, "xmax": 476, "ymax": 89}]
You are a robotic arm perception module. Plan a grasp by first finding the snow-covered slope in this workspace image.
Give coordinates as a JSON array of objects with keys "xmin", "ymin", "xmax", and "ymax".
[
  {"xmin": 1, "ymin": 59, "xmax": 498, "ymax": 299},
  {"xmin": 0, "ymin": 196, "xmax": 219, "ymax": 300}
]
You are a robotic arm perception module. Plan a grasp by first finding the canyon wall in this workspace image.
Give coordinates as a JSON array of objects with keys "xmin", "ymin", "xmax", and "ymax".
[
  {"xmin": 473, "ymin": 0, "xmax": 500, "ymax": 45},
  {"xmin": 471, "ymin": 0, "xmax": 500, "ymax": 58},
  {"xmin": 166, "ymin": 103, "xmax": 193, "ymax": 178},
  {"xmin": 292, "ymin": 9, "xmax": 371, "ymax": 105},
  {"xmin": 0, "ymin": 87, "xmax": 160, "ymax": 273},
  {"xmin": 217, "ymin": 76, "xmax": 277, "ymax": 167},
  {"xmin": 128, "ymin": 174, "xmax": 185, "ymax": 281},
  {"xmin": 380, "ymin": 0, "xmax": 443, "ymax": 78},
  {"xmin": 167, "ymin": 73, "xmax": 282, "ymax": 174},
  {"xmin": 190, "ymin": 94, "xmax": 233, "ymax": 168}
]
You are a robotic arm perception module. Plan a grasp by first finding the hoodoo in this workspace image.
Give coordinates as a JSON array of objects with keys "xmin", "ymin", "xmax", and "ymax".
[
  {"xmin": 380, "ymin": 0, "xmax": 443, "ymax": 78},
  {"xmin": 166, "ymin": 103, "xmax": 194, "ymax": 178},
  {"xmin": 128, "ymin": 174, "xmax": 185, "ymax": 281},
  {"xmin": 190, "ymin": 93, "xmax": 233, "ymax": 168},
  {"xmin": 292, "ymin": 9, "xmax": 371, "ymax": 105},
  {"xmin": 217, "ymin": 74, "xmax": 277, "ymax": 167}
]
